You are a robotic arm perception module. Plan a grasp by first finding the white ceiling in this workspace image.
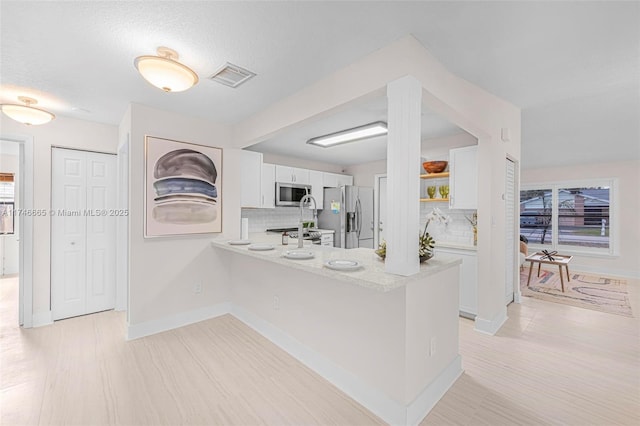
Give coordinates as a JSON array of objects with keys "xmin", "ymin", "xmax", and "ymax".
[{"xmin": 1, "ymin": 1, "xmax": 638, "ymax": 168}]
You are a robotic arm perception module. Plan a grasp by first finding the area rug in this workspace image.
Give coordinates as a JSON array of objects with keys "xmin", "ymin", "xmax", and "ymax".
[{"xmin": 520, "ymin": 267, "xmax": 633, "ymax": 317}]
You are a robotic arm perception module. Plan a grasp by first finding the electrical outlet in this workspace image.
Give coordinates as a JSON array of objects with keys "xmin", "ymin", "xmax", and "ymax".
[
  {"xmin": 194, "ymin": 281, "xmax": 202, "ymax": 294},
  {"xmin": 429, "ymin": 337, "xmax": 436, "ymax": 356},
  {"xmin": 273, "ymin": 295, "xmax": 280, "ymax": 311}
]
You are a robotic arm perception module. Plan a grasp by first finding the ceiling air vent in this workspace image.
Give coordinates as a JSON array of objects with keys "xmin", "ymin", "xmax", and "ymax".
[{"xmin": 208, "ymin": 62, "xmax": 256, "ymax": 88}]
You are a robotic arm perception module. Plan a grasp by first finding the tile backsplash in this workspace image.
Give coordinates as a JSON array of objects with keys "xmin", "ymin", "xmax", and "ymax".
[
  {"xmin": 241, "ymin": 207, "xmax": 316, "ymax": 232},
  {"xmin": 420, "ymin": 204, "xmax": 476, "ymax": 246},
  {"xmin": 243, "ymin": 204, "xmax": 476, "ymax": 246}
]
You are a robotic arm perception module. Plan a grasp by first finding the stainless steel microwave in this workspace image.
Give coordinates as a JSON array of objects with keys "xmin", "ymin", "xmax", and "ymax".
[{"xmin": 275, "ymin": 182, "xmax": 311, "ymax": 206}]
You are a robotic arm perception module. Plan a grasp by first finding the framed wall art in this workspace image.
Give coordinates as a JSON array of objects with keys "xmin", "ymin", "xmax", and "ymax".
[{"xmin": 144, "ymin": 136, "xmax": 222, "ymax": 237}]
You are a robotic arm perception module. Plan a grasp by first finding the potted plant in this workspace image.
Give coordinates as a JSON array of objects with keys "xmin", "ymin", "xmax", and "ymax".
[{"xmin": 375, "ymin": 208, "xmax": 449, "ymax": 263}]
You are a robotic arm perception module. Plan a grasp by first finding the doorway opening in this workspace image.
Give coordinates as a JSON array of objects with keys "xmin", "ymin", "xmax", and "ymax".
[{"xmin": 0, "ymin": 135, "xmax": 34, "ymax": 327}]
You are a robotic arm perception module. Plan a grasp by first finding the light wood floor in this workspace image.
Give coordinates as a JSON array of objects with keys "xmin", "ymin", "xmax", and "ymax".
[{"xmin": 1, "ymin": 274, "xmax": 639, "ymax": 425}]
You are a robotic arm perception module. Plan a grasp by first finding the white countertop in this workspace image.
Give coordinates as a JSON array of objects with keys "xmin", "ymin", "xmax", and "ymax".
[{"xmin": 211, "ymin": 232, "xmax": 461, "ymax": 293}]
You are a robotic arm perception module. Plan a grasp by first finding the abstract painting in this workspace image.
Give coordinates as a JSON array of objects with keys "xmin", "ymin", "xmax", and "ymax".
[{"xmin": 145, "ymin": 136, "xmax": 222, "ymax": 237}]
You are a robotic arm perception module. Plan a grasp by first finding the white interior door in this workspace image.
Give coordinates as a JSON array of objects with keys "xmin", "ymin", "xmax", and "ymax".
[
  {"xmin": 85, "ymin": 152, "xmax": 117, "ymax": 313},
  {"xmin": 51, "ymin": 148, "xmax": 116, "ymax": 320},
  {"xmin": 505, "ymin": 158, "xmax": 516, "ymax": 305}
]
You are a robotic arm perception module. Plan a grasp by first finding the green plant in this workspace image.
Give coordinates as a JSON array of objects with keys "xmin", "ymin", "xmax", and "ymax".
[{"xmin": 376, "ymin": 221, "xmax": 435, "ymax": 260}]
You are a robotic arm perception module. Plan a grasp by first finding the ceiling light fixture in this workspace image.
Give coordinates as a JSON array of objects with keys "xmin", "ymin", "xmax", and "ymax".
[
  {"xmin": 0, "ymin": 96, "xmax": 55, "ymax": 125},
  {"xmin": 306, "ymin": 121, "xmax": 388, "ymax": 148},
  {"xmin": 134, "ymin": 47, "xmax": 199, "ymax": 92}
]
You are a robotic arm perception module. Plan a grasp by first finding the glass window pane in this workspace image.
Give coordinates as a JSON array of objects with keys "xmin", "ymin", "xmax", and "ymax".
[
  {"xmin": 558, "ymin": 186, "xmax": 609, "ymax": 249},
  {"xmin": 520, "ymin": 189, "xmax": 553, "ymax": 245}
]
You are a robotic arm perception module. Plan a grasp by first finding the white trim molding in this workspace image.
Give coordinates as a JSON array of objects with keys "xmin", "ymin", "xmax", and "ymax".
[
  {"xmin": 32, "ymin": 310, "xmax": 53, "ymax": 327},
  {"xmin": 127, "ymin": 301, "xmax": 463, "ymax": 425},
  {"xmin": 126, "ymin": 302, "xmax": 231, "ymax": 340},
  {"xmin": 232, "ymin": 304, "xmax": 463, "ymax": 426},
  {"xmin": 474, "ymin": 309, "xmax": 508, "ymax": 335}
]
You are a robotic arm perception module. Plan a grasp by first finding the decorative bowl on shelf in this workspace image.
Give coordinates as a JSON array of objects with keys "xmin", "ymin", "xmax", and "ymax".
[{"xmin": 422, "ymin": 161, "xmax": 448, "ymax": 174}]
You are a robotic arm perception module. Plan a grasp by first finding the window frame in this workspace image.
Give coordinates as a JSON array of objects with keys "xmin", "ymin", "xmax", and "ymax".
[{"xmin": 520, "ymin": 178, "xmax": 618, "ymax": 257}]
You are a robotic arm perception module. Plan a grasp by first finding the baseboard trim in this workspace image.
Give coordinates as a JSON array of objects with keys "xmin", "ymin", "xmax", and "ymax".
[
  {"xmin": 474, "ymin": 309, "xmax": 508, "ymax": 335},
  {"xmin": 32, "ymin": 310, "xmax": 53, "ymax": 327},
  {"xmin": 406, "ymin": 355, "xmax": 463, "ymax": 425},
  {"xmin": 126, "ymin": 302, "xmax": 231, "ymax": 340},
  {"xmin": 231, "ymin": 304, "xmax": 460, "ymax": 425}
]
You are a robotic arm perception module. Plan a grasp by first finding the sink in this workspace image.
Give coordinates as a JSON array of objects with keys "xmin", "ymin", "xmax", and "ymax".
[{"xmin": 283, "ymin": 249, "xmax": 315, "ymax": 260}]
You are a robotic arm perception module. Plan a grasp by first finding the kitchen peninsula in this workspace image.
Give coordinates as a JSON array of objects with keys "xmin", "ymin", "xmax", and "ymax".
[{"xmin": 211, "ymin": 233, "xmax": 462, "ymax": 425}]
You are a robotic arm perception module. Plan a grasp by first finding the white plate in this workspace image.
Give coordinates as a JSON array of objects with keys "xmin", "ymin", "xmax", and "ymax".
[
  {"xmin": 324, "ymin": 259, "xmax": 361, "ymax": 271},
  {"xmin": 248, "ymin": 244, "xmax": 275, "ymax": 251},
  {"xmin": 283, "ymin": 250, "xmax": 315, "ymax": 260},
  {"xmin": 228, "ymin": 240, "xmax": 251, "ymax": 245}
]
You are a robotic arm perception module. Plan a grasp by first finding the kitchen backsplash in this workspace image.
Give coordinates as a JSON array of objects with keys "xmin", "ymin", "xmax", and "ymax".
[
  {"xmin": 420, "ymin": 205, "xmax": 476, "ymax": 246},
  {"xmin": 241, "ymin": 207, "xmax": 316, "ymax": 233},
  {"xmin": 243, "ymin": 205, "xmax": 475, "ymax": 245}
]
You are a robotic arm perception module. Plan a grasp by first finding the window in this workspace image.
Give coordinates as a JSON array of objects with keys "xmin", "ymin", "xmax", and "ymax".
[
  {"xmin": 0, "ymin": 173, "xmax": 15, "ymax": 235},
  {"xmin": 520, "ymin": 179, "xmax": 616, "ymax": 255}
]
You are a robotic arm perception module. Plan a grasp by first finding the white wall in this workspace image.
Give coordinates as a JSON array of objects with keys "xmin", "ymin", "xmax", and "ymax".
[
  {"xmin": 421, "ymin": 132, "xmax": 477, "ymax": 160},
  {"xmin": 126, "ymin": 104, "xmax": 237, "ymax": 328},
  {"xmin": 522, "ymin": 159, "xmax": 640, "ymax": 278},
  {"xmin": 344, "ymin": 160, "xmax": 386, "ymax": 188},
  {"xmin": 1, "ymin": 115, "xmax": 118, "ymax": 316},
  {"xmin": 0, "ymin": 153, "xmax": 19, "ymax": 275},
  {"xmin": 261, "ymin": 152, "xmax": 345, "ymax": 174}
]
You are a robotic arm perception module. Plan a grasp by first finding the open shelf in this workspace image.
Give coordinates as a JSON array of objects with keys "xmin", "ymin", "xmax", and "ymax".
[
  {"xmin": 420, "ymin": 172, "xmax": 449, "ymax": 179},
  {"xmin": 420, "ymin": 198, "xmax": 449, "ymax": 202}
]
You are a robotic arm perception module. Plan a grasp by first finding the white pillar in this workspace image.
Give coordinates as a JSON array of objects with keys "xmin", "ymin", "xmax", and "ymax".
[{"xmin": 385, "ymin": 76, "xmax": 421, "ymax": 276}]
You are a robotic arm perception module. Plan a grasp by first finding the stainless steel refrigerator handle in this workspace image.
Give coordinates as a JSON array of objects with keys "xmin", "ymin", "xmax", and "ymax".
[
  {"xmin": 356, "ymin": 198, "xmax": 362, "ymax": 238},
  {"xmin": 341, "ymin": 188, "xmax": 346, "ymax": 248}
]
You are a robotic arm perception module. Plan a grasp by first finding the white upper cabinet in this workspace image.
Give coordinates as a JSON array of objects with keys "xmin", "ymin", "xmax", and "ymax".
[
  {"xmin": 323, "ymin": 172, "xmax": 353, "ymax": 188},
  {"xmin": 240, "ymin": 150, "xmax": 263, "ymax": 208},
  {"xmin": 275, "ymin": 165, "xmax": 309, "ymax": 184},
  {"xmin": 449, "ymin": 145, "xmax": 478, "ymax": 209},
  {"xmin": 337, "ymin": 174, "xmax": 353, "ymax": 187},
  {"xmin": 261, "ymin": 163, "xmax": 276, "ymax": 208},
  {"xmin": 308, "ymin": 170, "xmax": 324, "ymax": 209}
]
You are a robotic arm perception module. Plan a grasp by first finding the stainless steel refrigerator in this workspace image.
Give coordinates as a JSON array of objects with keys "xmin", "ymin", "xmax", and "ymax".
[{"xmin": 318, "ymin": 186, "xmax": 374, "ymax": 249}]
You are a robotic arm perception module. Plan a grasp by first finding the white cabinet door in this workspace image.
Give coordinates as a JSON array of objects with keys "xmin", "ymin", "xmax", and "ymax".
[
  {"xmin": 436, "ymin": 246, "xmax": 477, "ymax": 318},
  {"xmin": 51, "ymin": 148, "xmax": 116, "ymax": 321},
  {"xmin": 261, "ymin": 163, "xmax": 275, "ymax": 208},
  {"xmin": 240, "ymin": 151, "xmax": 262, "ymax": 208},
  {"xmin": 320, "ymin": 232, "xmax": 334, "ymax": 247},
  {"xmin": 449, "ymin": 145, "xmax": 478, "ymax": 209},
  {"xmin": 275, "ymin": 165, "xmax": 310, "ymax": 184},
  {"xmin": 337, "ymin": 174, "xmax": 353, "ymax": 187},
  {"xmin": 275, "ymin": 165, "xmax": 294, "ymax": 183},
  {"xmin": 309, "ymin": 170, "xmax": 324, "ymax": 209},
  {"xmin": 292, "ymin": 167, "xmax": 309, "ymax": 184},
  {"xmin": 323, "ymin": 172, "xmax": 353, "ymax": 188},
  {"xmin": 323, "ymin": 172, "xmax": 338, "ymax": 188}
]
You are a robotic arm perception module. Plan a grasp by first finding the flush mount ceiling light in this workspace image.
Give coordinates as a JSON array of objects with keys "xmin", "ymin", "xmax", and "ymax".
[
  {"xmin": 0, "ymin": 96, "xmax": 55, "ymax": 125},
  {"xmin": 134, "ymin": 47, "xmax": 199, "ymax": 92},
  {"xmin": 306, "ymin": 121, "xmax": 388, "ymax": 148}
]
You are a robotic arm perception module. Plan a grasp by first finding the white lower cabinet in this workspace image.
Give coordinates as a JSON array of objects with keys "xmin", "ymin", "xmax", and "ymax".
[
  {"xmin": 319, "ymin": 231, "xmax": 334, "ymax": 247},
  {"xmin": 436, "ymin": 246, "xmax": 477, "ymax": 318}
]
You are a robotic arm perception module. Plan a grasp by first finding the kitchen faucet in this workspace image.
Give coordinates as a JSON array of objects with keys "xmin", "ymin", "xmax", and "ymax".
[{"xmin": 298, "ymin": 194, "xmax": 318, "ymax": 248}]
